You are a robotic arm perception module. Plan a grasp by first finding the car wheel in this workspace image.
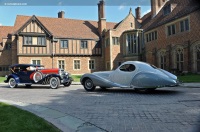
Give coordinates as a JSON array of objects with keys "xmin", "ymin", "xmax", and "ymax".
[
  {"xmin": 50, "ymin": 77, "xmax": 60, "ymax": 89},
  {"xmin": 63, "ymin": 81, "xmax": 72, "ymax": 87},
  {"xmin": 9, "ymin": 78, "xmax": 18, "ymax": 88},
  {"xmin": 84, "ymin": 78, "xmax": 96, "ymax": 91}
]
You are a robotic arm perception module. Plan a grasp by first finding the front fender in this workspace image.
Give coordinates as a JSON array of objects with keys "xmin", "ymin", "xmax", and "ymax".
[
  {"xmin": 38, "ymin": 74, "xmax": 61, "ymax": 84},
  {"xmin": 81, "ymin": 73, "xmax": 124, "ymax": 87},
  {"xmin": 4, "ymin": 74, "xmax": 20, "ymax": 83}
]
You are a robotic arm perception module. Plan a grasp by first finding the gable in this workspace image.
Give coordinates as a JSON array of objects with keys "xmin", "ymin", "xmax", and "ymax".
[
  {"xmin": 15, "ymin": 15, "xmax": 52, "ymax": 37},
  {"xmin": 114, "ymin": 12, "xmax": 141, "ymax": 31},
  {"xmin": 21, "ymin": 20, "xmax": 45, "ymax": 34}
]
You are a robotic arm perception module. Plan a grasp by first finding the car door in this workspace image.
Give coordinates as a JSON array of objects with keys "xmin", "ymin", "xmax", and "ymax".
[
  {"xmin": 18, "ymin": 70, "xmax": 31, "ymax": 83},
  {"xmin": 110, "ymin": 64, "xmax": 137, "ymax": 86}
]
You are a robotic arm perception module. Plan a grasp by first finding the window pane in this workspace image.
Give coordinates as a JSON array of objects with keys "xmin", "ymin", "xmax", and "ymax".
[
  {"xmin": 185, "ymin": 19, "xmax": 189, "ymax": 31},
  {"xmin": 155, "ymin": 31, "xmax": 157, "ymax": 39},
  {"xmin": 152, "ymin": 32, "xmax": 155, "ymax": 40},
  {"xmin": 180, "ymin": 21, "xmax": 184, "ymax": 32},
  {"xmin": 168, "ymin": 26, "xmax": 171, "ymax": 36},
  {"xmin": 172, "ymin": 25, "xmax": 175, "ymax": 34},
  {"xmin": 146, "ymin": 34, "xmax": 148, "ymax": 42},
  {"xmin": 149, "ymin": 33, "xmax": 151, "ymax": 41},
  {"xmin": 112, "ymin": 37, "xmax": 115, "ymax": 45}
]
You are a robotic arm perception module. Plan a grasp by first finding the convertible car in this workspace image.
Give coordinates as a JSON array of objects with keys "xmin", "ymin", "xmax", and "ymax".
[
  {"xmin": 80, "ymin": 61, "xmax": 179, "ymax": 92},
  {"xmin": 4, "ymin": 64, "xmax": 73, "ymax": 89}
]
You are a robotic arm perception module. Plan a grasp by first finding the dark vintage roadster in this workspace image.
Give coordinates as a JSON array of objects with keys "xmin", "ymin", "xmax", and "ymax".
[{"xmin": 4, "ymin": 64, "xmax": 73, "ymax": 89}]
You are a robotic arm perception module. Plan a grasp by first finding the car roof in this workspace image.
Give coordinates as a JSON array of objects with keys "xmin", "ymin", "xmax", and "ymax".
[{"xmin": 10, "ymin": 64, "xmax": 44, "ymax": 68}]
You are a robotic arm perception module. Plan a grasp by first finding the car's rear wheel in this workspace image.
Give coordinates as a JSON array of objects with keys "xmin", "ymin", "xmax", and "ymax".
[
  {"xmin": 9, "ymin": 78, "xmax": 18, "ymax": 88},
  {"xmin": 50, "ymin": 77, "xmax": 60, "ymax": 89},
  {"xmin": 84, "ymin": 78, "xmax": 96, "ymax": 91}
]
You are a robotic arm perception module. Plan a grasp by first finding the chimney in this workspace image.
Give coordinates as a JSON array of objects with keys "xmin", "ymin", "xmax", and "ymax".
[
  {"xmin": 58, "ymin": 11, "xmax": 65, "ymax": 18},
  {"xmin": 151, "ymin": 0, "xmax": 166, "ymax": 18},
  {"xmin": 135, "ymin": 7, "xmax": 141, "ymax": 19},
  {"xmin": 98, "ymin": 0, "xmax": 106, "ymax": 34}
]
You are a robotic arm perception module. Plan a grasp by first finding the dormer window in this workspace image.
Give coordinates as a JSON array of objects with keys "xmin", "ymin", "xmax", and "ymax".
[{"xmin": 163, "ymin": 4, "xmax": 171, "ymax": 15}]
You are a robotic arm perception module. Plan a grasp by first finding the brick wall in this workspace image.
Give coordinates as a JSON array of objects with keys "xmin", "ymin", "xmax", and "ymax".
[{"xmin": 145, "ymin": 10, "xmax": 200, "ymax": 72}]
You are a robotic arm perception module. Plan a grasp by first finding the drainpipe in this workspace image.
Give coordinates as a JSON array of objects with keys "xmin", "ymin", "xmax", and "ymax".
[{"xmin": 52, "ymin": 38, "xmax": 58, "ymax": 68}]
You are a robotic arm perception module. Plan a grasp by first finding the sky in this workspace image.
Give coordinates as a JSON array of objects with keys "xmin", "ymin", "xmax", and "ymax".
[{"xmin": 0, "ymin": 0, "xmax": 151, "ymax": 26}]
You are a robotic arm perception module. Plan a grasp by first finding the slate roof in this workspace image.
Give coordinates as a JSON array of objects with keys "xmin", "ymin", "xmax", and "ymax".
[
  {"xmin": 141, "ymin": 0, "xmax": 200, "ymax": 31},
  {"xmin": 13, "ymin": 15, "xmax": 117, "ymax": 40}
]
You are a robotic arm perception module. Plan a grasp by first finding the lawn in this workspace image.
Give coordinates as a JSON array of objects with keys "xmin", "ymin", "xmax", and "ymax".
[
  {"xmin": 0, "ymin": 77, "xmax": 5, "ymax": 83},
  {"xmin": 0, "ymin": 102, "xmax": 60, "ymax": 132},
  {"xmin": 71, "ymin": 75, "xmax": 82, "ymax": 82},
  {"xmin": 178, "ymin": 74, "xmax": 200, "ymax": 83}
]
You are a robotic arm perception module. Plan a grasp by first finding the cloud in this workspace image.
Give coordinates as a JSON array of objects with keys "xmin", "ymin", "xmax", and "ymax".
[
  {"xmin": 58, "ymin": 1, "xmax": 62, "ymax": 6},
  {"xmin": 118, "ymin": 3, "xmax": 126, "ymax": 10},
  {"xmin": 0, "ymin": 23, "xmax": 2, "ymax": 26},
  {"xmin": 142, "ymin": 9, "xmax": 151, "ymax": 16}
]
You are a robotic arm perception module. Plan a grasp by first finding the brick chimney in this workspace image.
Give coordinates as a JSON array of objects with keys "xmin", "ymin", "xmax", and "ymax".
[
  {"xmin": 58, "ymin": 11, "xmax": 65, "ymax": 18},
  {"xmin": 135, "ymin": 7, "xmax": 141, "ymax": 20},
  {"xmin": 98, "ymin": 0, "xmax": 106, "ymax": 34},
  {"xmin": 151, "ymin": 0, "xmax": 166, "ymax": 18}
]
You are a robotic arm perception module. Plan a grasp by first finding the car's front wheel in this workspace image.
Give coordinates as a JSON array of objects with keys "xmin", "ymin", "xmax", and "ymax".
[
  {"xmin": 63, "ymin": 81, "xmax": 72, "ymax": 87},
  {"xmin": 8, "ymin": 78, "xmax": 18, "ymax": 88},
  {"xmin": 83, "ymin": 78, "xmax": 96, "ymax": 91},
  {"xmin": 50, "ymin": 77, "xmax": 60, "ymax": 89}
]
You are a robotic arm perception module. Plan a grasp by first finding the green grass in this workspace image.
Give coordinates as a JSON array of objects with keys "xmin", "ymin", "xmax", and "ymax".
[
  {"xmin": 178, "ymin": 74, "xmax": 200, "ymax": 83},
  {"xmin": 0, "ymin": 102, "xmax": 60, "ymax": 132},
  {"xmin": 71, "ymin": 75, "xmax": 82, "ymax": 82},
  {"xmin": 0, "ymin": 77, "xmax": 5, "ymax": 83}
]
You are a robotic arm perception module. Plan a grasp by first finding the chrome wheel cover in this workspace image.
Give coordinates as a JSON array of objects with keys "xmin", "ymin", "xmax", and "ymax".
[
  {"xmin": 9, "ymin": 78, "xmax": 16, "ymax": 88},
  {"xmin": 50, "ymin": 77, "xmax": 58, "ymax": 89}
]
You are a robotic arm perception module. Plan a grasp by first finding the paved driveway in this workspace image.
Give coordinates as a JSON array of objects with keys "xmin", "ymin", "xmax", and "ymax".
[{"xmin": 0, "ymin": 84, "xmax": 200, "ymax": 132}]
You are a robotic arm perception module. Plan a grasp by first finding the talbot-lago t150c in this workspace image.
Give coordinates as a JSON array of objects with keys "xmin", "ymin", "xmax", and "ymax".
[
  {"xmin": 81, "ymin": 61, "xmax": 179, "ymax": 92},
  {"xmin": 4, "ymin": 64, "xmax": 73, "ymax": 89}
]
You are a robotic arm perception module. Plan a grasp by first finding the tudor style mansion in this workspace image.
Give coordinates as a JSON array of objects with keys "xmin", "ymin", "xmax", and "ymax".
[{"xmin": 0, "ymin": 0, "xmax": 200, "ymax": 76}]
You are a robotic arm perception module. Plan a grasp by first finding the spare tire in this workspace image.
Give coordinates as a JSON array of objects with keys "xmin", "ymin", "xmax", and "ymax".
[{"xmin": 33, "ymin": 71, "xmax": 43, "ymax": 83}]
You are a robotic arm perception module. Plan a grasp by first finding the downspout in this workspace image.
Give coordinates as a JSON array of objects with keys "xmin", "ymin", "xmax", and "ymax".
[{"xmin": 109, "ymin": 30, "xmax": 113, "ymax": 70}]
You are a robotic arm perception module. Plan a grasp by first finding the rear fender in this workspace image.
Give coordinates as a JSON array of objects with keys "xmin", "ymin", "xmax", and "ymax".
[{"xmin": 131, "ymin": 72, "xmax": 177, "ymax": 88}]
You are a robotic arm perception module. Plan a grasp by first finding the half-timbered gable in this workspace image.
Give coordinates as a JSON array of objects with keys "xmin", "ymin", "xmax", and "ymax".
[{"xmin": 14, "ymin": 15, "xmax": 52, "ymax": 56}]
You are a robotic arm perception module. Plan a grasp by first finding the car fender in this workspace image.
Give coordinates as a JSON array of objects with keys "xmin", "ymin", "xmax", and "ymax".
[
  {"xmin": 131, "ymin": 71, "xmax": 177, "ymax": 88},
  {"xmin": 81, "ymin": 73, "xmax": 124, "ymax": 88},
  {"xmin": 4, "ymin": 74, "xmax": 20, "ymax": 83},
  {"xmin": 41, "ymin": 74, "xmax": 61, "ymax": 82}
]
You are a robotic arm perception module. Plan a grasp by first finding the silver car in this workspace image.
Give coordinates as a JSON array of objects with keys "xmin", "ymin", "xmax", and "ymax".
[{"xmin": 80, "ymin": 61, "xmax": 179, "ymax": 92}]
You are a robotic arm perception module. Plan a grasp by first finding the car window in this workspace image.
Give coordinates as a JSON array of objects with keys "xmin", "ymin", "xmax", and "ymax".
[{"xmin": 119, "ymin": 64, "xmax": 135, "ymax": 72}]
